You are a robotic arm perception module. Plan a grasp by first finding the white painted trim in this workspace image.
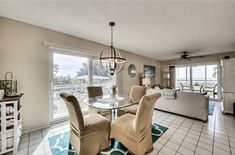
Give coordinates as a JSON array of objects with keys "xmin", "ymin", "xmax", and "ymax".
[
  {"xmin": 43, "ymin": 41, "xmax": 100, "ymax": 57},
  {"xmin": 48, "ymin": 48, "xmax": 53, "ymax": 123},
  {"xmin": 51, "ymin": 47, "xmax": 94, "ymax": 59},
  {"xmin": 174, "ymin": 61, "xmax": 219, "ymax": 67},
  {"xmin": 50, "ymin": 116, "xmax": 69, "ymax": 125},
  {"xmin": 23, "ymin": 124, "xmax": 50, "ymax": 134}
]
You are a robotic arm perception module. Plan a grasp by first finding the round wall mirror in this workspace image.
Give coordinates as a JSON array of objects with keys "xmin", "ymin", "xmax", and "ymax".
[{"xmin": 128, "ymin": 64, "xmax": 137, "ymax": 78}]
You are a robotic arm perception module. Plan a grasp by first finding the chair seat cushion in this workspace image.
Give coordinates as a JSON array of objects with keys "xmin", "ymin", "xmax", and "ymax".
[
  {"xmin": 111, "ymin": 114, "xmax": 146, "ymax": 143},
  {"xmin": 82, "ymin": 113, "xmax": 110, "ymax": 137}
]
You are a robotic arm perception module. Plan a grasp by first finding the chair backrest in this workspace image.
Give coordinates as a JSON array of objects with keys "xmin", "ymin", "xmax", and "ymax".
[
  {"xmin": 129, "ymin": 85, "xmax": 147, "ymax": 103},
  {"xmin": 60, "ymin": 92, "xmax": 84, "ymax": 132},
  {"xmin": 87, "ymin": 86, "xmax": 103, "ymax": 98},
  {"xmin": 134, "ymin": 93, "xmax": 161, "ymax": 134}
]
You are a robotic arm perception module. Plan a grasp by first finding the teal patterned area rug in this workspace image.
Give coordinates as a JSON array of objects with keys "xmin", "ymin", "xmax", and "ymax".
[
  {"xmin": 48, "ymin": 123, "xmax": 168, "ymax": 155},
  {"xmin": 209, "ymin": 101, "xmax": 216, "ymax": 116}
]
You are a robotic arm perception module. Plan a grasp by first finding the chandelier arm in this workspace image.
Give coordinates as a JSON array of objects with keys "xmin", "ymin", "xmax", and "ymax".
[
  {"xmin": 99, "ymin": 49, "xmax": 104, "ymax": 61},
  {"xmin": 113, "ymin": 47, "xmax": 117, "ymax": 59},
  {"xmin": 116, "ymin": 62, "xmax": 126, "ymax": 74},
  {"xmin": 99, "ymin": 50, "xmax": 110, "ymax": 74},
  {"xmin": 101, "ymin": 65, "xmax": 111, "ymax": 74}
]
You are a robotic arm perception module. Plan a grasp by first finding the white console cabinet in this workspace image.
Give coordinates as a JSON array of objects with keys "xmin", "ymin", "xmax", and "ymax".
[{"xmin": 0, "ymin": 94, "xmax": 23, "ymax": 154}]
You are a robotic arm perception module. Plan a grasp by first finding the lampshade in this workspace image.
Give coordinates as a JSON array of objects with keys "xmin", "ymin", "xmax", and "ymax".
[
  {"xmin": 142, "ymin": 78, "xmax": 151, "ymax": 85},
  {"xmin": 163, "ymin": 73, "xmax": 170, "ymax": 79}
]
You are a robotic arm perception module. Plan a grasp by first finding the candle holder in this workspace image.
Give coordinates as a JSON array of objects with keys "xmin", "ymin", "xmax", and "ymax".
[{"xmin": 112, "ymin": 85, "xmax": 117, "ymax": 97}]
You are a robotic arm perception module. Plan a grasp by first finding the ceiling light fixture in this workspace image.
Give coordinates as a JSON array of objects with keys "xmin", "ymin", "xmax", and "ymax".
[{"xmin": 99, "ymin": 22, "xmax": 126, "ymax": 75}]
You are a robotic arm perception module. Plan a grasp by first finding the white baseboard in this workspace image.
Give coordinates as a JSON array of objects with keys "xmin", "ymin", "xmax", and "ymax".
[
  {"xmin": 22, "ymin": 118, "xmax": 70, "ymax": 134},
  {"xmin": 23, "ymin": 124, "xmax": 50, "ymax": 134}
]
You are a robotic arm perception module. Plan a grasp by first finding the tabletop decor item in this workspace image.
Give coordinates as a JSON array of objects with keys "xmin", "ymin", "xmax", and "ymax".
[
  {"xmin": 0, "ymin": 72, "xmax": 17, "ymax": 96},
  {"xmin": 99, "ymin": 22, "xmax": 126, "ymax": 75},
  {"xmin": 137, "ymin": 72, "xmax": 144, "ymax": 86},
  {"xmin": 0, "ymin": 89, "xmax": 4, "ymax": 100},
  {"xmin": 142, "ymin": 78, "xmax": 151, "ymax": 88},
  {"xmin": 112, "ymin": 85, "xmax": 117, "ymax": 97}
]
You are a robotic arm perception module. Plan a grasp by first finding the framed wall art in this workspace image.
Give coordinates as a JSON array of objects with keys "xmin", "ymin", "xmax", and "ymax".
[{"xmin": 144, "ymin": 65, "xmax": 156, "ymax": 84}]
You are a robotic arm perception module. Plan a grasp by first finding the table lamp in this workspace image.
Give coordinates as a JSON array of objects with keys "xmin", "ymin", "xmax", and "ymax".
[{"xmin": 142, "ymin": 78, "xmax": 151, "ymax": 88}]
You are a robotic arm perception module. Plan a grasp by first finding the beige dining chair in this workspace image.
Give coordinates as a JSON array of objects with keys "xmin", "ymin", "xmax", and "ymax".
[
  {"xmin": 60, "ymin": 92, "xmax": 110, "ymax": 155},
  {"xmin": 120, "ymin": 85, "xmax": 147, "ymax": 115},
  {"xmin": 110, "ymin": 93, "xmax": 161, "ymax": 155},
  {"xmin": 87, "ymin": 86, "xmax": 103, "ymax": 98},
  {"xmin": 87, "ymin": 86, "xmax": 110, "ymax": 117}
]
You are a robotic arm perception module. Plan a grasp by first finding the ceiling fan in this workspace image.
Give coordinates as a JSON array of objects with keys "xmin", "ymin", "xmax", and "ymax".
[{"xmin": 180, "ymin": 51, "xmax": 204, "ymax": 60}]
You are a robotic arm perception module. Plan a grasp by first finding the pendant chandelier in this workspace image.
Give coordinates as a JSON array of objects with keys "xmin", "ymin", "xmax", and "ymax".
[{"xmin": 100, "ymin": 22, "xmax": 126, "ymax": 75}]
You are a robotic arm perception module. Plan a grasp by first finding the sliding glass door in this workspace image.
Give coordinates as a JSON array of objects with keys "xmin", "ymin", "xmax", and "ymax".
[
  {"xmin": 52, "ymin": 52, "xmax": 89, "ymax": 120},
  {"xmin": 175, "ymin": 64, "xmax": 218, "ymax": 99},
  {"xmin": 51, "ymin": 49, "xmax": 116, "ymax": 121}
]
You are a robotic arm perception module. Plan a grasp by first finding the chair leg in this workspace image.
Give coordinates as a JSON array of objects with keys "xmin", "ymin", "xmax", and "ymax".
[
  {"xmin": 69, "ymin": 143, "xmax": 72, "ymax": 150},
  {"xmin": 111, "ymin": 139, "xmax": 115, "ymax": 148}
]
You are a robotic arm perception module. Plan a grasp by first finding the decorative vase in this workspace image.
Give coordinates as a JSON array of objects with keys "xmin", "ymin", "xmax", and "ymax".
[{"xmin": 138, "ymin": 72, "xmax": 144, "ymax": 86}]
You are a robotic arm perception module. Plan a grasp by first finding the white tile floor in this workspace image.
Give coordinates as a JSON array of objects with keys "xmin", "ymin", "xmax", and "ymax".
[{"xmin": 8, "ymin": 102, "xmax": 235, "ymax": 155}]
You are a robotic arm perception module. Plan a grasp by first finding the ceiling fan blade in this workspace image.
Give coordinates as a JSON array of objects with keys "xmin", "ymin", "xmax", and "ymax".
[{"xmin": 189, "ymin": 55, "xmax": 204, "ymax": 58}]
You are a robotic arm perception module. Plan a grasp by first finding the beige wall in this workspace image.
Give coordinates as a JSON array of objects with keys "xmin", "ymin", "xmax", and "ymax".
[
  {"xmin": 0, "ymin": 17, "xmax": 161, "ymax": 132},
  {"xmin": 160, "ymin": 52, "xmax": 235, "ymax": 86}
]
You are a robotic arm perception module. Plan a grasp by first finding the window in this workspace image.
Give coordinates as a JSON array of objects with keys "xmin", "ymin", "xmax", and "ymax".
[
  {"xmin": 192, "ymin": 65, "xmax": 205, "ymax": 86},
  {"xmin": 175, "ymin": 64, "xmax": 218, "ymax": 99},
  {"xmin": 92, "ymin": 59, "xmax": 115, "ymax": 95},
  {"xmin": 175, "ymin": 67, "xmax": 190, "ymax": 89},
  {"xmin": 205, "ymin": 65, "xmax": 217, "ymax": 87},
  {"xmin": 51, "ymin": 50, "xmax": 116, "ymax": 121}
]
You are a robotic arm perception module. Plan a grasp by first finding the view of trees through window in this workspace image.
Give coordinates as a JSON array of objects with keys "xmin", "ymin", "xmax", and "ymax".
[{"xmin": 52, "ymin": 52, "xmax": 114, "ymax": 120}]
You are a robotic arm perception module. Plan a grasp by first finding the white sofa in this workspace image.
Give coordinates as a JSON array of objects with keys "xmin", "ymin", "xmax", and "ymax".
[{"xmin": 147, "ymin": 89, "xmax": 209, "ymax": 121}]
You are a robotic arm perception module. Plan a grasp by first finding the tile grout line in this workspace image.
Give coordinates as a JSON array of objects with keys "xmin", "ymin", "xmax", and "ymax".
[
  {"xmin": 212, "ymin": 101, "xmax": 218, "ymax": 155},
  {"xmin": 192, "ymin": 102, "xmax": 217, "ymax": 155},
  {"xmin": 192, "ymin": 121, "xmax": 207, "ymax": 154},
  {"xmin": 154, "ymin": 111, "xmax": 173, "ymax": 126},
  {"xmin": 27, "ymin": 133, "xmax": 30, "ymax": 155},
  {"xmin": 40, "ymin": 129, "xmax": 46, "ymax": 155},
  {"xmin": 224, "ymin": 110, "xmax": 232, "ymax": 154},
  {"xmin": 175, "ymin": 119, "xmax": 195, "ymax": 154},
  {"xmin": 155, "ymin": 114, "xmax": 179, "ymax": 154},
  {"xmin": 157, "ymin": 116, "xmax": 186, "ymax": 154}
]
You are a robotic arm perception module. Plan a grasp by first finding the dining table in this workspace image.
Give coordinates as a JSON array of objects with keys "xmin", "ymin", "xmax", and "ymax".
[{"xmin": 83, "ymin": 94, "xmax": 138, "ymax": 121}]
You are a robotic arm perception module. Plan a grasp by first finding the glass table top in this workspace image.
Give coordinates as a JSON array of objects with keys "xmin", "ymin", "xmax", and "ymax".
[{"xmin": 83, "ymin": 95, "xmax": 137, "ymax": 110}]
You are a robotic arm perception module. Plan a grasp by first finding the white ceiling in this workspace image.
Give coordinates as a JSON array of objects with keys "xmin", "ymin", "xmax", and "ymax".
[{"xmin": 1, "ymin": 1, "xmax": 235, "ymax": 61}]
